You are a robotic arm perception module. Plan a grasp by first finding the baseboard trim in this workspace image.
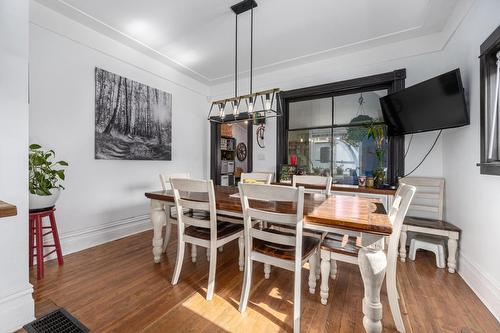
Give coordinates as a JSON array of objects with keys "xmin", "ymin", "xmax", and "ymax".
[
  {"xmin": 458, "ymin": 253, "xmax": 500, "ymax": 322},
  {"xmin": 0, "ymin": 284, "xmax": 35, "ymax": 332},
  {"xmin": 58, "ymin": 214, "xmax": 152, "ymax": 257}
]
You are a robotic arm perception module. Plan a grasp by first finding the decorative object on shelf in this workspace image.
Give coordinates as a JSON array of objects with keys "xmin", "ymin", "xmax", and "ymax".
[
  {"xmin": 290, "ymin": 154, "xmax": 297, "ymax": 166},
  {"xmin": 366, "ymin": 176, "xmax": 374, "ymax": 188},
  {"xmin": 256, "ymin": 124, "xmax": 265, "ymax": 148},
  {"xmin": 29, "ymin": 144, "xmax": 69, "ymax": 210},
  {"xmin": 358, "ymin": 176, "xmax": 367, "ymax": 187},
  {"xmin": 367, "ymin": 123, "xmax": 387, "ymax": 187},
  {"xmin": 95, "ymin": 68, "xmax": 172, "ymax": 160},
  {"xmin": 237, "ymin": 142, "xmax": 247, "ymax": 161},
  {"xmin": 279, "ymin": 164, "xmax": 296, "ymax": 182},
  {"xmin": 207, "ymin": 0, "xmax": 281, "ymax": 124}
]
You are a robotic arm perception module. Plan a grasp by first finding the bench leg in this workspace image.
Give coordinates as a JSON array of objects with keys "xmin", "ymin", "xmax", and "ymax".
[{"xmin": 447, "ymin": 237, "xmax": 458, "ymax": 273}]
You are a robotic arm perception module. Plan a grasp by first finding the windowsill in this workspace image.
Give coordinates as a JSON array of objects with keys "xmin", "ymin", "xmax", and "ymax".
[{"xmin": 0, "ymin": 200, "xmax": 17, "ymax": 219}]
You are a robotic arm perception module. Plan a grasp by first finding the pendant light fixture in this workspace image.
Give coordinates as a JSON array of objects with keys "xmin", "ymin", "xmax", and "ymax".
[{"xmin": 207, "ymin": 0, "xmax": 281, "ymax": 123}]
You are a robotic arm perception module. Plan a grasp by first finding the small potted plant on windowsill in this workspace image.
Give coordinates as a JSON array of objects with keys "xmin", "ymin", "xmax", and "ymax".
[
  {"xmin": 29, "ymin": 144, "xmax": 69, "ymax": 210},
  {"xmin": 366, "ymin": 123, "xmax": 387, "ymax": 188}
]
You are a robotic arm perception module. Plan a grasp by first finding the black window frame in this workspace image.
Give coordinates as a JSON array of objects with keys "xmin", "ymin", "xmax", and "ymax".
[
  {"xmin": 276, "ymin": 69, "xmax": 406, "ymax": 185},
  {"xmin": 478, "ymin": 25, "xmax": 500, "ymax": 175}
]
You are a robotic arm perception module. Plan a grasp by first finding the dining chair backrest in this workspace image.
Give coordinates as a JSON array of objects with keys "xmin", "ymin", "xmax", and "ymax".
[
  {"xmin": 292, "ymin": 175, "xmax": 332, "ymax": 195},
  {"xmin": 240, "ymin": 172, "xmax": 273, "ymax": 184},
  {"xmin": 238, "ymin": 183, "xmax": 305, "ymax": 260},
  {"xmin": 160, "ymin": 172, "xmax": 191, "ymax": 191},
  {"xmin": 170, "ymin": 178, "xmax": 217, "ymax": 232},
  {"xmin": 386, "ymin": 183, "xmax": 416, "ymax": 269},
  {"xmin": 398, "ymin": 176, "xmax": 444, "ymax": 220}
]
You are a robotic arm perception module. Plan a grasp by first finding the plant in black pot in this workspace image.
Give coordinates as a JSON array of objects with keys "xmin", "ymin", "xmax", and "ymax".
[
  {"xmin": 29, "ymin": 144, "xmax": 69, "ymax": 210},
  {"xmin": 366, "ymin": 123, "xmax": 387, "ymax": 188}
]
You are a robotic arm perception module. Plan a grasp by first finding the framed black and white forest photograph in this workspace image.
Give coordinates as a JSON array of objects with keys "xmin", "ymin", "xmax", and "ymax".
[{"xmin": 95, "ymin": 68, "xmax": 172, "ymax": 160}]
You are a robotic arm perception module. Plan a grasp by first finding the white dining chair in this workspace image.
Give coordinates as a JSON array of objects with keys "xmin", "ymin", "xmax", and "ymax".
[
  {"xmin": 240, "ymin": 172, "xmax": 273, "ymax": 184},
  {"xmin": 317, "ymin": 183, "xmax": 416, "ymax": 333},
  {"xmin": 238, "ymin": 183, "xmax": 318, "ymax": 333},
  {"xmin": 292, "ymin": 175, "xmax": 332, "ymax": 195},
  {"xmin": 170, "ymin": 178, "xmax": 244, "ymax": 301}
]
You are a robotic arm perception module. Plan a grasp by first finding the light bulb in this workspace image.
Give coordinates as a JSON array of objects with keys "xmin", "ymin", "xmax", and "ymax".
[
  {"xmin": 219, "ymin": 103, "xmax": 225, "ymax": 118},
  {"xmin": 265, "ymin": 94, "xmax": 272, "ymax": 110},
  {"xmin": 248, "ymin": 97, "xmax": 254, "ymax": 113}
]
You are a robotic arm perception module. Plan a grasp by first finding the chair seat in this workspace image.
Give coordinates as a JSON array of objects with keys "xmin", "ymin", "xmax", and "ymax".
[
  {"xmin": 169, "ymin": 208, "xmax": 209, "ymax": 220},
  {"xmin": 320, "ymin": 233, "xmax": 362, "ymax": 257},
  {"xmin": 185, "ymin": 222, "xmax": 243, "ymax": 240},
  {"xmin": 404, "ymin": 216, "xmax": 461, "ymax": 232},
  {"xmin": 253, "ymin": 228, "xmax": 319, "ymax": 261}
]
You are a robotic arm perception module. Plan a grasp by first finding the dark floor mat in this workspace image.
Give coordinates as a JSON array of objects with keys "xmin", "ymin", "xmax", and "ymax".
[{"xmin": 23, "ymin": 308, "xmax": 89, "ymax": 333}]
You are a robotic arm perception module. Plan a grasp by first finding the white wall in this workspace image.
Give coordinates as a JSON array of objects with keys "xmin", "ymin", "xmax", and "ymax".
[
  {"xmin": 441, "ymin": 0, "xmax": 500, "ymax": 320},
  {"xmin": 0, "ymin": 0, "xmax": 35, "ymax": 331},
  {"xmin": 29, "ymin": 2, "xmax": 209, "ymax": 255}
]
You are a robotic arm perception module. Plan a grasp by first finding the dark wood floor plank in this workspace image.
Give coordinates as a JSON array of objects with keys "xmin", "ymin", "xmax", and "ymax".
[{"xmin": 29, "ymin": 230, "xmax": 499, "ymax": 333}]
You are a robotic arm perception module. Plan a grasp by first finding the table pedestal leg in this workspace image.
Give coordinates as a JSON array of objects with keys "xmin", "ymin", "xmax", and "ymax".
[
  {"xmin": 399, "ymin": 229, "xmax": 407, "ymax": 262},
  {"xmin": 358, "ymin": 247, "xmax": 387, "ymax": 333},
  {"xmin": 151, "ymin": 200, "xmax": 166, "ymax": 263}
]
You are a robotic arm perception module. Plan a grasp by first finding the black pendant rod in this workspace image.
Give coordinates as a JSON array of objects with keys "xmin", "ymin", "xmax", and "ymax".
[
  {"xmin": 250, "ymin": 4, "xmax": 253, "ymax": 94},
  {"xmin": 235, "ymin": 14, "xmax": 238, "ymax": 98}
]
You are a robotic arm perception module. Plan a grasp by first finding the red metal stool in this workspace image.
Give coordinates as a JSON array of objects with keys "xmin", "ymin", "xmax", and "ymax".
[{"xmin": 29, "ymin": 207, "xmax": 64, "ymax": 279}]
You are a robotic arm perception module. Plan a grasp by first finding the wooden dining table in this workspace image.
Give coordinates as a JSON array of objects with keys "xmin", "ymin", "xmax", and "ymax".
[{"xmin": 145, "ymin": 185, "xmax": 392, "ymax": 333}]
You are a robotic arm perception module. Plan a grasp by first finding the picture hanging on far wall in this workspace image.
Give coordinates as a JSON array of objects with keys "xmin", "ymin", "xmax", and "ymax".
[{"xmin": 94, "ymin": 67, "xmax": 172, "ymax": 160}]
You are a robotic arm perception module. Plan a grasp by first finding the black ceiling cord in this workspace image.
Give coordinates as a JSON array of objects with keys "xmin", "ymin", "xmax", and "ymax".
[{"xmin": 403, "ymin": 130, "xmax": 442, "ymax": 178}]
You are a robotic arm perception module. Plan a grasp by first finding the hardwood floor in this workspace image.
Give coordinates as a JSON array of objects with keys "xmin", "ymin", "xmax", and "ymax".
[{"xmin": 29, "ymin": 230, "xmax": 499, "ymax": 332}]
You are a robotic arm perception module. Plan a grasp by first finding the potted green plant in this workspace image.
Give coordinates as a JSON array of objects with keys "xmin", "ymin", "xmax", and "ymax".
[
  {"xmin": 29, "ymin": 144, "xmax": 69, "ymax": 210},
  {"xmin": 366, "ymin": 123, "xmax": 387, "ymax": 188}
]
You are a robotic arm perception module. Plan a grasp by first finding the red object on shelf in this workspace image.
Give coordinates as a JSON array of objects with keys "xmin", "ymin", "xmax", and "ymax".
[
  {"xmin": 29, "ymin": 207, "xmax": 64, "ymax": 279},
  {"xmin": 290, "ymin": 155, "xmax": 297, "ymax": 166}
]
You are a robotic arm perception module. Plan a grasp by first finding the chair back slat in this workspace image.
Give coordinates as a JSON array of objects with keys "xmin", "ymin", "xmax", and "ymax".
[
  {"xmin": 181, "ymin": 215, "xmax": 211, "ymax": 229},
  {"xmin": 241, "ymin": 172, "xmax": 273, "ymax": 184},
  {"xmin": 159, "ymin": 172, "xmax": 190, "ymax": 191},
  {"xmin": 247, "ymin": 208, "xmax": 297, "ymax": 226},
  {"xmin": 399, "ymin": 176, "xmax": 444, "ymax": 220},
  {"xmin": 178, "ymin": 198, "xmax": 210, "ymax": 211},
  {"xmin": 251, "ymin": 228, "xmax": 296, "ymax": 246},
  {"xmin": 240, "ymin": 183, "xmax": 300, "ymax": 202},
  {"xmin": 293, "ymin": 175, "xmax": 332, "ymax": 195}
]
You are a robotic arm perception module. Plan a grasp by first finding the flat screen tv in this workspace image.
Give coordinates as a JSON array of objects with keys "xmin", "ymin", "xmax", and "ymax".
[{"xmin": 380, "ymin": 69, "xmax": 469, "ymax": 136}]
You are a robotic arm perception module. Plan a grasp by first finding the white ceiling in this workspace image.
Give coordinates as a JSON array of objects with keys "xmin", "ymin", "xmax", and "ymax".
[{"xmin": 35, "ymin": 0, "xmax": 466, "ymax": 85}]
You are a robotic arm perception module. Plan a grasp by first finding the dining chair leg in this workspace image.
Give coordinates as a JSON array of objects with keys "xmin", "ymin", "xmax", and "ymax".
[
  {"xmin": 191, "ymin": 244, "xmax": 197, "ymax": 263},
  {"xmin": 206, "ymin": 245, "xmax": 217, "ymax": 300},
  {"xmin": 320, "ymin": 250, "xmax": 330, "ymax": 305},
  {"xmin": 264, "ymin": 263, "xmax": 271, "ymax": 279},
  {"xmin": 330, "ymin": 259, "xmax": 337, "ymax": 279},
  {"xmin": 171, "ymin": 240, "xmax": 185, "ymax": 285},
  {"xmin": 293, "ymin": 260, "xmax": 302, "ymax": 333},
  {"xmin": 308, "ymin": 252, "xmax": 317, "ymax": 294},
  {"xmin": 387, "ymin": 267, "xmax": 405, "ymax": 332},
  {"xmin": 238, "ymin": 236, "xmax": 244, "ymax": 271},
  {"xmin": 239, "ymin": 257, "xmax": 252, "ymax": 313}
]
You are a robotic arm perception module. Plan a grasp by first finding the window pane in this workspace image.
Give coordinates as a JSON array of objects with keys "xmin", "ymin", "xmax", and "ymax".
[
  {"xmin": 289, "ymin": 98, "xmax": 332, "ymax": 129},
  {"xmin": 287, "ymin": 128, "xmax": 332, "ymax": 175},
  {"xmin": 334, "ymin": 90, "xmax": 387, "ymax": 126},
  {"xmin": 332, "ymin": 127, "xmax": 387, "ymax": 185}
]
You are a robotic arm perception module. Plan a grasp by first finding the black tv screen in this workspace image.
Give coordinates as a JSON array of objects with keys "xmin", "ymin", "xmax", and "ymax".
[{"xmin": 380, "ymin": 69, "xmax": 469, "ymax": 136}]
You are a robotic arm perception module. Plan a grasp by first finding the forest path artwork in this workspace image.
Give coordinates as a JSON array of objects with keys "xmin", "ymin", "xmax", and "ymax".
[{"xmin": 95, "ymin": 68, "xmax": 172, "ymax": 160}]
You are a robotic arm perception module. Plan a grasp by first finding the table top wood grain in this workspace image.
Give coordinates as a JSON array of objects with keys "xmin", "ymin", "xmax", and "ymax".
[
  {"xmin": 0, "ymin": 200, "xmax": 17, "ymax": 219},
  {"xmin": 145, "ymin": 185, "xmax": 392, "ymax": 235}
]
